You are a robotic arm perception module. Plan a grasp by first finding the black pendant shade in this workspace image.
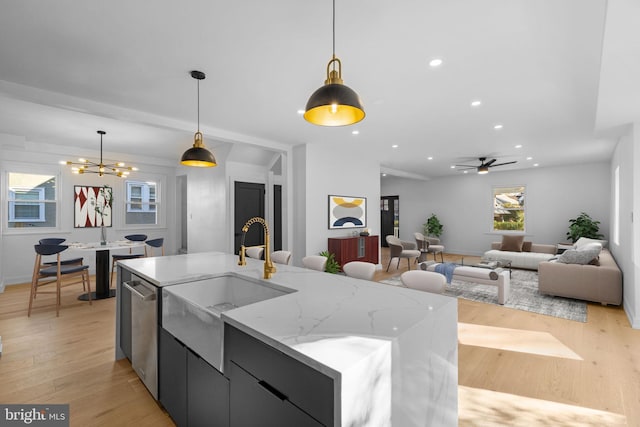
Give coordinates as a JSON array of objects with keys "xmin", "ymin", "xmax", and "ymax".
[
  {"xmin": 304, "ymin": 82, "xmax": 365, "ymax": 127},
  {"xmin": 180, "ymin": 70, "xmax": 217, "ymax": 168},
  {"xmin": 304, "ymin": 0, "xmax": 364, "ymax": 127}
]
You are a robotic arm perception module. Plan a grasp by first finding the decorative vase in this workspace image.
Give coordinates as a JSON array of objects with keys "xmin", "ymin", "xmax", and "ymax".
[{"xmin": 100, "ymin": 225, "xmax": 107, "ymax": 245}]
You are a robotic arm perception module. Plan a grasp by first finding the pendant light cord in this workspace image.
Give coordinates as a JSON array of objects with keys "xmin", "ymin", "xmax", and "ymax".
[
  {"xmin": 332, "ymin": 0, "xmax": 336, "ymax": 71},
  {"xmin": 100, "ymin": 132, "xmax": 103, "ymax": 165},
  {"xmin": 197, "ymin": 78, "xmax": 200, "ymax": 132}
]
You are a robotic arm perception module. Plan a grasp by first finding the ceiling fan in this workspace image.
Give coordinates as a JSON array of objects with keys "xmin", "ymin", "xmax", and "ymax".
[{"xmin": 455, "ymin": 157, "xmax": 517, "ymax": 174}]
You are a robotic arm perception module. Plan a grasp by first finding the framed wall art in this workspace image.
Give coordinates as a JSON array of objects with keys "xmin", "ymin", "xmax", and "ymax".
[
  {"xmin": 74, "ymin": 185, "xmax": 113, "ymax": 228},
  {"xmin": 328, "ymin": 195, "xmax": 367, "ymax": 229}
]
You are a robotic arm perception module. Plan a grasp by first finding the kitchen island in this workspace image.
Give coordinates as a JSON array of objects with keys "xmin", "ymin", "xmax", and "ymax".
[{"xmin": 115, "ymin": 252, "xmax": 458, "ymax": 426}]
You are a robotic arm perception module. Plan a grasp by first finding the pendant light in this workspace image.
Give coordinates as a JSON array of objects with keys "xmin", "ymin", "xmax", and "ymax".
[
  {"xmin": 180, "ymin": 70, "xmax": 217, "ymax": 167},
  {"xmin": 304, "ymin": 0, "xmax": 365, "ymax": 126},
  {"xmin": 61, "ymin": 130, "xmax": 137, "ymax": 177}
]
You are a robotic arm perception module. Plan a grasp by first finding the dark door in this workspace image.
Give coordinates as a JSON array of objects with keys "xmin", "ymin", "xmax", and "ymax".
[
  {"xmin": 380, "ymin": 196, "xmax": 399, "ymax": 247},
  {"xmin": 234, "ymin": 181, "xmax": 265, "ymax": 254},
  {"xmin": 273, "ymin": 184, "xmax": 282, "ymax": 251}
]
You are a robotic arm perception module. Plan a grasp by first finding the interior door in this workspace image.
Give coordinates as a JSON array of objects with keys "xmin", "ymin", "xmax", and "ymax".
[
  {"xmin": 234, "ymin": 181, "xmax": 266, "ymax": 254},
  {"xmin": 380, "ymin": 196, "xmax": 399, "ymax": 247}
]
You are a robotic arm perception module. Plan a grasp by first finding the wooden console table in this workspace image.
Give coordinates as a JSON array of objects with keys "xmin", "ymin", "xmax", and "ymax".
[{"xmin": 328, "ymin": 235, "xmax": 379, "ymax": 266}]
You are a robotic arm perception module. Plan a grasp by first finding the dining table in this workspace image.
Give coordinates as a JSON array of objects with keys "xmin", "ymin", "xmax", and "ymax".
[{"xmin": 68, "ymin": 240, "xmax": 146, "ymax": 300}]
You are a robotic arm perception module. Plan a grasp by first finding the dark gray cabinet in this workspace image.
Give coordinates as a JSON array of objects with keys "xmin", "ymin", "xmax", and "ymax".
[
  {"xmin": 159, "ymin": 327, "xmax": 229, "ymax": 427},
  {"xmin": 159, "ymin": 327, "xmax": 187, "ymax": 427},
  {"xmin": 187, "ymin": 350, "xmax": 229, "ymax": 427},
  {"xmin": 228, "ymin": 362, "xmax": 323, "ymax": 427},
  {"xmin": 224, "ymin": 324, "xmax": 335, "ymax": 427},
  {"xmin": 119, "ymin": 279, "xmax": 132, "ymax": 361}
]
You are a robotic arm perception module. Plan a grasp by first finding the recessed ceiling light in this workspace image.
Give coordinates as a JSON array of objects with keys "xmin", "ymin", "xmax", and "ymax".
[
  {"xmin": 526, "ymin": 156, "xmax": 533, "ymax": 160},
  {"xmin": 494, "ymin": 124, "xmax": 504, "ymax": 130},
  {"xmin": 533, "ymin": 163, "xmax": 539, "ymax": 167},
  {"xmin": 392, "ymin": 144, "xmax": 399, "ymax": 148},
  {"xmin": 382, "ymin": 173, "xmax": 387, "ymax": 177},
  {"xmin": 463, "ymin": 170, "xmax": 469, "ymax": 174},
  {"xmin": 427, "ymin": 156, "xmax": 433, "ymax": 160},
  {"xmin": 515, "ymin": 144, "xmax": 522, "ymax": 148},
  {"xmin": 429, "ymin": 58, "xmax": 443, "ymax": 67},
  {"xmin": 352, "ymin": 130, "xmax": 359, "ymax": 135},
  {"xmin": 297, "ymin": 109, "xmax": 305, "ymax": 115},
  {"xmin": 470, "ymin": 100, "xmax": 482, "ymax": 107},
  {"xmin": 450, "ymin": 165, "xmax": 456, "ymax": 169}
]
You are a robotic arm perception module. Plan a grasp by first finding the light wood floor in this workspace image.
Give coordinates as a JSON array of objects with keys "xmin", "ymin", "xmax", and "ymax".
[{"xmin": 1, "ymin": 250, "xmax": 639, "ymax": 426}]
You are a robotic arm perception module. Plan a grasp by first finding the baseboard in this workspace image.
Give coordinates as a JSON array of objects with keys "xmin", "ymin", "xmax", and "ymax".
[{"xmin": 623, "ymin": 299, "xmax": 639, "ymax": 329}]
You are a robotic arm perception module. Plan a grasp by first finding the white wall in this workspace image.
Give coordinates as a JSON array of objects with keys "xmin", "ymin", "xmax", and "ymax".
[
  {"xmin": 179, "ymin": 144, "xmax": 230, "ymax": 254},
  {"xmin": 293, "ymin": 142, "xmax": 381, "ymax": 267},
  {"xmin": 611, "ymin": 125, "xmax": 639, "ymax": 328},
  {"xmin": 381, "ymin": 162, "xmax": 611, "ymax": 256}
]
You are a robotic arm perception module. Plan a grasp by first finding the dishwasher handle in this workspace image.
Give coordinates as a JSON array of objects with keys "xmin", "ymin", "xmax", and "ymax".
[{"xmin": 123, "ymin": 280, "xmax": 156, "ymax": 301}]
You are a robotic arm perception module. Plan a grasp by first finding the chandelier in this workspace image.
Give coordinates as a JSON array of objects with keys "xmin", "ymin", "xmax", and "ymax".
[{"xmin": 61, "ymin": 130, "xmax": 137, "ymax": 177}]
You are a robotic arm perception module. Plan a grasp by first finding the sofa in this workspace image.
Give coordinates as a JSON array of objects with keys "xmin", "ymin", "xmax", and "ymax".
[
  {"xmin": 538, "ymin": 238, "xmax": 622, "ymax": 306},
  {"xmin": 483, "ymin": 238, "xmax": 557, "ymax": 270}
]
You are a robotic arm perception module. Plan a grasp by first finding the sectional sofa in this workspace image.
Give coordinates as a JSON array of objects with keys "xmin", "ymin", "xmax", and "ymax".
[{"xmin": 538, "ymin": 239, "xmax": 622, "ymax": 306}]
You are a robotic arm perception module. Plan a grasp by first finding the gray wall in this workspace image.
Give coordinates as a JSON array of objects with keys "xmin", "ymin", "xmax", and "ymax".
[{"xmin": 381, "ymin": 162, "xmax": 611, "ymax": 256}]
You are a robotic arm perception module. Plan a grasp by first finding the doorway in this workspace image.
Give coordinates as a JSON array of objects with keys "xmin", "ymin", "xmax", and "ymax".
[
  {"xmin": 234, "ymin": 181, "xmax": 265, "ymax": 254},
  {"xmin": 380, "ymin": 196, "xmax": 399, "ymax": 247}
]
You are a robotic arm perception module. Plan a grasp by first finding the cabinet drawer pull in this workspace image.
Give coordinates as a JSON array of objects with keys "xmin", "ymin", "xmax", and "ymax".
[{"xmin": 258, "ymin": 380, "xmax": 288, "ymax": 401}]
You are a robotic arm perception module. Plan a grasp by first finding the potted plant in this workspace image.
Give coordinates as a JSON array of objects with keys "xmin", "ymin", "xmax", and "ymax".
[
  {"xmin": 423, "ymin": 214, "xmax": 443, "ymax": 238},
  {"xmin": 319, "ymin": 250, "xmax": 341, "ymax": 274},
  {"xmin": 566, "ymin": 212, "xmax": 604, "ymax": 243}
]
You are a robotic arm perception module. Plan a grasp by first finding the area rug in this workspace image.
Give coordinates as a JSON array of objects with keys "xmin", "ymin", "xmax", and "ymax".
[{"xmin": 380, "ymin": 269, "xmax": 587, "ymax": 322}]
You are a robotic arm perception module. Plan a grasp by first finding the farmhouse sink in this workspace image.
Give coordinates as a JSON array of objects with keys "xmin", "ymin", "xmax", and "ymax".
[{"xmin": 162, "ymin": 274, "xmax": 294, "ymax": 371}]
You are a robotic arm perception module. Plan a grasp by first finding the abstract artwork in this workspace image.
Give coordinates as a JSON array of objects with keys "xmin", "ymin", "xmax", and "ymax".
[
  {"xmin": 328, "ymin": 195, "xmax": 367, "ymax": 229},
  {"xmin": 74, "ymin": 185, "xmax": 113, "ymax": 228}
]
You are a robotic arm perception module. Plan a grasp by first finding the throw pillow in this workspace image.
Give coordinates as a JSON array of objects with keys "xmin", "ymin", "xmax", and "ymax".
[
  {"xmin": 557, "ymin": 244, "xmax": 602, "ymax": 265},
  {"xmin": 521, "ymin": 241, "xmax": 532, "ymax": 252},
  {"xmin": 500, "ymin": 235, "xmax": 524, "ymax": 252},
  {"xmin": 575, "ymin": 237, "xmax": 608, "ymax": 249}
]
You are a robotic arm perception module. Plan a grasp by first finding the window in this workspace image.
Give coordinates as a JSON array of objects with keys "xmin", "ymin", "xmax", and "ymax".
[
  {"xmin": 493, "ymin": 186, "xmax": 525, "ymax": 232},
  {"xmin": 7, "ymin": 172, "xmax": 57, "ymax": 228},
  {"xmin": 125, "ymin": 180, "xmax": 158, "ymax": 225}
]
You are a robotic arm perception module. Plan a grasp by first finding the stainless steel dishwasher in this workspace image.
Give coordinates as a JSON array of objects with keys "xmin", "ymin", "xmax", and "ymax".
[{"xmin": 123, "ymin": 279, "xmax": 158, "ymax": 399}]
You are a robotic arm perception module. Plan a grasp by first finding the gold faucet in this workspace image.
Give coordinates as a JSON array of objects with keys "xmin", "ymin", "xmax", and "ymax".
[{"xmin": 238, "ymin": 217, "xmax": 276, "ymax": 279}]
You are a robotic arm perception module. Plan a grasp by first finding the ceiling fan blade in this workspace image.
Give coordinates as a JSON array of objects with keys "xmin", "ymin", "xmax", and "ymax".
[
  {"xmin": 484, "ymin": 159, "xmax": 497, "ymax": 167},
  {"xmin": 490, "ymin": 161, "xmax": 517, "ymax": 167}
]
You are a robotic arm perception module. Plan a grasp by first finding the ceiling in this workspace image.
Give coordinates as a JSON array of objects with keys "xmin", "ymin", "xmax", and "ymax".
[{"xmin": 0, "ymin": 0, "xmax": 638, "ymax": 179}]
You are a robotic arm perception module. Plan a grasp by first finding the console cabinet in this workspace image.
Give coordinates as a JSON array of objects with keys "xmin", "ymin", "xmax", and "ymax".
[
  {"xmin": 328, "ymin": 235, "xmax": 379, "ymax": 266},
  {"xmin": 224, "ymin": 324, "xmax": 335, "ymax": 426}
]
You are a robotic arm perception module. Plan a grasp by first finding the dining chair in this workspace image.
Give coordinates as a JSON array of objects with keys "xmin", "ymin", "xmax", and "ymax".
[
  {"xmin": 145, "ymin": 238, "xmax": 165, "ymax": 257},
  {"xmin": 111, "ymin": 234, "xmax": 147, "ymax": 287},
  {"xmin": 302, "ymin": 255, "xmax": 327, "ymax": 272},
  {"xmin": 29, "ymin": 244, "xmax": 92, "ymax": 317},
  {"xmin": 413, "ymin": 232, "xmax": 445, "ymax": 263},
  {"xmin": 245, "ymin": 247, "xmax": 264, "ymax": 259},
  {"xmin": 400, "ymin": 270, "xmax": 446, "ymax": 294},
  {"xmin": 342, "ymin": 261, "xmax": 376, "ymax": 280},
  {"xmin": 386, "ymin": 235, "xmax": 421, "ymax": 272},
  {"xmin": 271, "ymin": 250, "xmax": 292, "ymax": 265},
  {"xmin": 39, "ymin": 238, "xmax": 84, "ymax": 267}
]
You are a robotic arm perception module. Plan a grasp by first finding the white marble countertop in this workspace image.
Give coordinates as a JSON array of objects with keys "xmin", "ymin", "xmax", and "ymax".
[{"xmin": 120, "ymin": 252, "xmax": 458, "ymax": 426}]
